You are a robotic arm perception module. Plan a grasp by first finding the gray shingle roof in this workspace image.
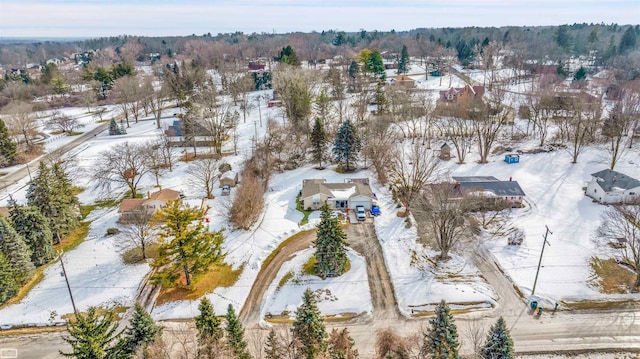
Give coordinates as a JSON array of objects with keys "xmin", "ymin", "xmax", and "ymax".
[
  {"xmin": 591, "ymin": 169, "xmax": 640, "ymax": 191},
  {"xmin": 459, "ymin": 181, "xmax": 526, "ymax": 197}
]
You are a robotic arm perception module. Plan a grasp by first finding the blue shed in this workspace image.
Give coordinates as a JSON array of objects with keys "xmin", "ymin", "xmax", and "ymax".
[{"xmin": 504, "ymin": 153, "xmax": 520, "ymax": 164}]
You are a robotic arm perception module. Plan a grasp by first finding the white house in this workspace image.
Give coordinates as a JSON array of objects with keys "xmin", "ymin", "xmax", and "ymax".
[
  {"xmin": 301, "ymin": 179, "xmax": 374, "ymax": 211},
  {"xmin": 586, "ymin": 169, "xmax": 640, "ymax": 204}
]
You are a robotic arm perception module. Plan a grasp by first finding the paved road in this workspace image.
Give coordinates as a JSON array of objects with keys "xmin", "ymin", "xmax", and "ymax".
[
  {"xmin": 346, "ymin": 223, "xmax": 400, "ymax": 320},
  {"xmin": 0, "ymin": 122, "xmax": 109, "ymax": 193}
]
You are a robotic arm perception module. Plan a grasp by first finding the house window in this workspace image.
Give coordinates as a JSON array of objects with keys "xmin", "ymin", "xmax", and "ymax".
[
  {"xmin": 594, "ymin": 189, "xmax": 597, "ymax": 193},
  {"xmin": 630, "ymin": 192, "xmax": 636, "ymax": 195}
]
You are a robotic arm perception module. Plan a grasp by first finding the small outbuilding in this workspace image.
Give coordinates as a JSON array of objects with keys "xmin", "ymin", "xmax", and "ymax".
[
  {"xmin": 504, "ymin": 153, "xmax": 520, "ymax": 164},
  {"xmin": 439, "ymin": 143, "xmax": 451, "ymax": 161},
  {"xmin": 219, "ymin": 171, "xmax": 239, "ymax": 188}
]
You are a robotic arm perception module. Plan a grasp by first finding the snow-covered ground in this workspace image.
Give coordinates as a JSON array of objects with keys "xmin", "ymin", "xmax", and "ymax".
[
  {"xmin": 261, "ymin": 247, "xmax": 372, "ymax": 318},
  {"xmin": 1, "ymin": 67, "xmax": 638, "ymax": 327},
  {"xmin": 371, "ymin": 180, "xmax": 497, "ymax": 316}
]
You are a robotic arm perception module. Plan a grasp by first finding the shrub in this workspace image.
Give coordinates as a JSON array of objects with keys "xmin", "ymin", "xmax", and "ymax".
[
  {"xmin": 218, "ymin": 162, "xmax": 232, "ymax": 173},
  {"xmin": 229, "ymin": 173, "xmax": 264, "ymax": 230},
  {"xmin": 106, "ymin": 228, "xmax": 119, "ymax": 236}
]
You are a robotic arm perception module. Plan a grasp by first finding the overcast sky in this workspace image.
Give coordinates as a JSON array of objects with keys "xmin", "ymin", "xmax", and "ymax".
[{"xmin": 1, "ymin": 0, "xmax": 638, "ymax": 38}]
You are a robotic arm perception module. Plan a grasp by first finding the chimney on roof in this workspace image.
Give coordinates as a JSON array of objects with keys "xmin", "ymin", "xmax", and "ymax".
[{"xmin": 509, "ymin": 176, "xmax": 512, "ymax": 181}]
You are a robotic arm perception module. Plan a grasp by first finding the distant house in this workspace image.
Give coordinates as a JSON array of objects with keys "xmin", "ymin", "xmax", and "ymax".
[
  {"xmin": 118, "ymin": 189, "xmax": 181, "ymax": 221},
  {"xmin": 164, "ymin": 120, "xmax": 215, "ymax": 147},
  {"xmin": 586, "ymin": 169, "xmax": 640, "ymax": 204},
  {"xmin": 301, "ymin": 179, "xmax": 374, "ymax": 211},
  {"xmin": 439, "ymin": 84, "xmax": 485, "ymax": 103},
  {"xmin": 389, "ymin": 75, "xmax": 415, "ymax": 89},
  {"xmin": 248, "ymin": 61, "xmax": 266, "ymax": 71},
  {"xmin": 452, "ymin": 176, "xmax": 526, "ymax": 207},
  {"xmin": 219, "ymin": 171, "xmax": 239, "ymax": 188}
]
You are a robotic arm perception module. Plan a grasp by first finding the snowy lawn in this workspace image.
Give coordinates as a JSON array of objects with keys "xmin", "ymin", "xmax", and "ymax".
[
  {"xmin": 442, "ymin": 142, "xmax": 640, "ymax": 306},
  {"xmin": 371, "ymin": 180, "xmax": 497, "ymax": 316},
  {"xmin": 261, "ymin": 247, "xmax": 372, "ymax": 319},
  {"xmin": 0, "ymin": 207, "xmax": 149, "ymax": 327}
]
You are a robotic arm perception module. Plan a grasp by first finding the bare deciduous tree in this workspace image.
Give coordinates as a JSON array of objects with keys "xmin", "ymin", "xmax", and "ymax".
[
  {"xmin": 111, "ymin": 75, "xmax": 140, "ymax": 128},
  {"xmin": 2, "ymin": 101, "xmax": 37, "ymax": 150},
  {"xmin": 364, "ymin": 115, "xmax": 398, "ymax": 185},
  {"xmin": 187, "ymin": 157, "xmax": 219, "ymax": 199},
  {"xmin": 375, "ymin": 328, "xmax": 408, "ymax": 359},
  {"xmin": 596, "ymin": 202, "xmax": 640, "ymax": 291},
  {"xmin": 415, "ymin": 184, "xmax": 471, "ymax": 261},
  {"xmin": 438, "ymin": 116, "xmax": 474, "ymax": 164},
  {"xmin": 564, "ymin": 94, "xmax": 602, "ymax": 163},
  {"xmin": 603, "ymin": 88, "xmax": 639, "ymax": 169},
  {"xmin": 464, "ymin": 317, "xmax": 486, "ymax": 359},
  {"xmin": 390, "ymin": 142, "xmax": 441, "ymax": 215},
  {"xmin": 121, "ymin": 211, "xmax": 155, "ymax": 260},
  {"xmin": 47, "ymin": 111, "xmax": 84, "ymax": 135},
  {"xmin": 94, "ymin": 142, "xmax": 152, "ymax": 198},
  {"xmin": 190, "ymin": 86, "xmax": 239, "ymax": 155}
]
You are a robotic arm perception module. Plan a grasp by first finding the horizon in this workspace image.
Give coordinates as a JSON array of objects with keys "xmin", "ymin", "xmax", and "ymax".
[{"xmin": 1, "ymin": 0, "xmax": 638, "ymax": 38}]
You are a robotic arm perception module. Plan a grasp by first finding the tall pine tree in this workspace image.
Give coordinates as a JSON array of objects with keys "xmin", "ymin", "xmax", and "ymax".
[
  {"xmin": 225, "ymin": 304, "xmax": 251, "ymax": 359},
  {"xmin": 0, "ymin": 252, "xmax": 19, "ymax": 305},
  {"xmin": 424, "ymin": 300, "xmax": 460, "ymax": 359},
  {"xmin": 123, "ymin": 303, "xmax": 161, "ymax": 355},
  {"xmin": 292, "ymin": 288, "xmax": 327, "ymax": 359},
  {"xmin": 314, "ymin": 204, "xmax": 348, "ymax": 279},
  {"xmin": 0, "ymin": 216, "xmax": 34, "ymax": 285},
  {"xmin": 264, "ymin": 328, "xmax": 285, "ymax": 359},
  {"xmin": 0, "ymin": 119, "xmax": 16, "ymax": 166},
  {"xmin": 26, "ymin": 162, "xmax": 80, "ymax": 243},
  {"xmin": 398, "ymin": 45, "xmax": 409, "ymax": 75},
  {"xmin": 195, "ymin": 297, "xmax": 222, "ymax": 343},
  {"xmin": 152, "ymin": 200, "xmax": 225, "ymax": 287},
  {"xmin": 310, "ymin": 117, "xmax": 328, "ymax": 169},
  {"xmin": 60, "ymin": 306, "xmax": 128, "ymax": 359},
  {"xmin": 481, "ymin": 317, "xmax": 514, "ymax": 359},
  {"xmin": 9, "ymin": 202, "xmax": 55, "ymax": 266},
  {"xmin": 333, "ymin": 120, "xmax": 361, "ymax": 172}
]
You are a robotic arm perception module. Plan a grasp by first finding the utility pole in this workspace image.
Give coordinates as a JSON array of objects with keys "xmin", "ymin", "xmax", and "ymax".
[
  {"xmin": 59, "ymin": 251, "xmax": 78, "ymax": 315},
  {"xmin": 531, "ymin": 225, "xmax": 552, "ymax": 296}
]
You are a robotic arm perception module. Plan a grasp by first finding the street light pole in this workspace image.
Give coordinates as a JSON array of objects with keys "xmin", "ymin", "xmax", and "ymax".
[
  {"xmin": 25, "ymin": 163, "xmax": 33, "ymax": 182},
  {"xmin": 531, "ymin": 225, "xmax": 552, "ymax": 296}
]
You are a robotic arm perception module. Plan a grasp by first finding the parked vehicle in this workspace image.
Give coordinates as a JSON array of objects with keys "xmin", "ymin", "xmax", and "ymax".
[
  {"xmin": 221, "ymin": 185, "xmax": 231, "ymax": 196},
  {"xmin": 371, "ymin": 204, "xmax": 381, "ymax": 216},
  {"xmin": 356, "ymin": 206, "xmax": 366, "ymax": 221}
]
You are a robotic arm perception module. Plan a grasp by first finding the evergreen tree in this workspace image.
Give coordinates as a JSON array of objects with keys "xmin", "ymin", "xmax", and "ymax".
[
  {"xmin": 225, "ymin": 304, "xmax": 251, "ymax": 359},
  {"xmin": 424, "ymin": 300, "xmax": 460, "ymax": 359},
  {"xmin": 9, "ymin": 203, "xmax": 55, "ymax": 266},
  {"xmin": 264, "ymin": 328, "xmax": 285, "ymax": 359},
  {"xmin": 277, "ymin": 45, "xmax": 300, "ymax": 66},
  {"xmin": 333, "ymin": 120, "xmax": 361, "ymax": 172},
  {"xmin": 348, "ymin": 60, "xmax": 359, "ymax": 80},
  {"xmin": 292, "ymin": 288, "xmax": 327, "ymax": 359},
  {"xmin": 481, "ymin": 317, "xmax": 514, "ymax": 359},
  {"xmin": 310, "ymin": 117, "xmax": 328, "ymax": 168},
  {"xmin": 619, "ymin": 26, "xmax": 637, "ymax": 54},
  {"xmin": 60, "ymin": 306, "xmax": 128, "ymax": 359},
  {"xmin": 26, "ymin": 162, "xmax": 80, "ymax": 243},
  {"xmin": 573, "ymin": 66, "xmax": 587, "ymax": 81},
  {"xmin": 314, "ymin": 204, "xmax": 348, "ymax": 279},
  {"xmin": 0, "ymin": 119, "xmax": 17, "ymax": 166},
  {"xmin": 151, "ymin": 201, "xmax": 225, "ymax": 287},
  {"xmin": 0, "ymin": 217, "xmax": 34, "ymax": 285},
  {"xmin": 398, "ymin": 45, "xmax": 409, "ymax": 75},
  {"xmin": 368, "ymin": 50, "xmax": 385, "ymax": 80},
  {"xmin": 195, "ymin": 297, "xmax": 222, "ymax": 344},
  {"xmin": 327, "ymin": 328, "xmax": 359, "ymax": 359},
  {"xmin": 108, "ymin": 118, "xmax": 126, "ymax": 135},
  {"xmin": 0, "ymin": 252, "xmax": 19, "ymax": 305},
  {"xmin": 123, "ymin": 303, "xmax": 161, "ymax": 355}
]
